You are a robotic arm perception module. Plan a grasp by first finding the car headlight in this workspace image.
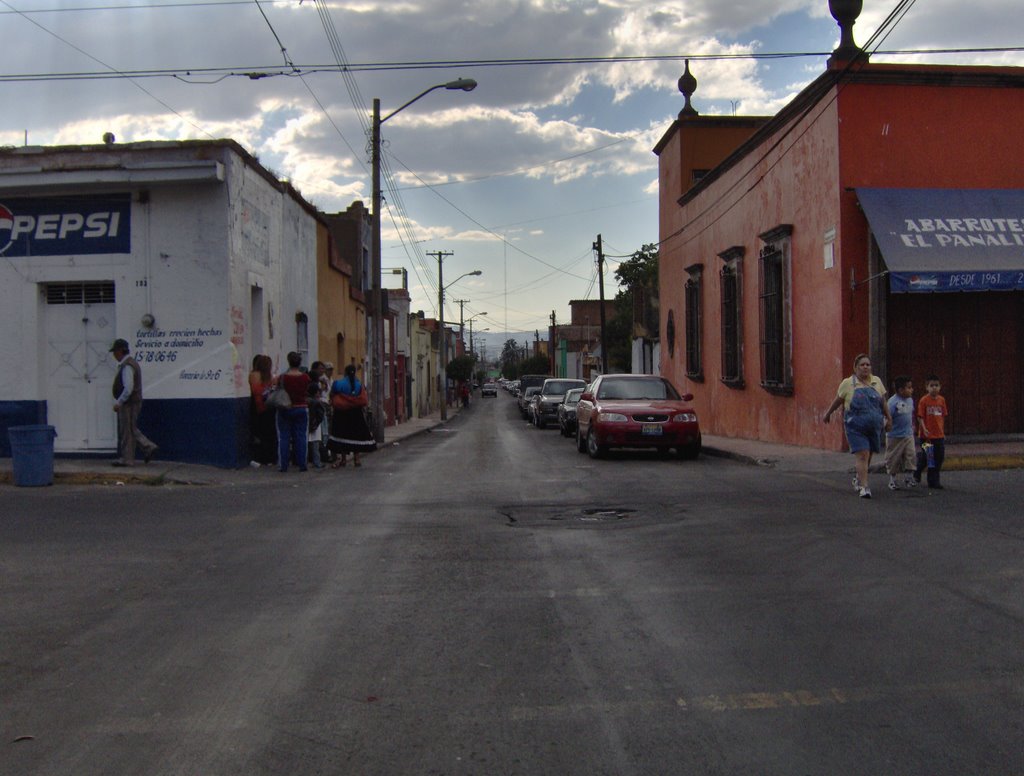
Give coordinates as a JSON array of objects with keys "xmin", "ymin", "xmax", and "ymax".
[
  {"xmin": 672, "ymin": 412, "xmax": 697, "ymax": 423},
  {"xmin": 598, "ymin": 412, "xmax": 628, "ymax": 422}
]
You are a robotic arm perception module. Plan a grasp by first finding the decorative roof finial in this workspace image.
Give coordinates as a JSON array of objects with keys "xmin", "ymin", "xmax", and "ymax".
[
  {"xmin": 828, "ymin": 0, "xmax": 864, "ymax": 63},
  {"xmin": 678, "ymin": 59, "xmax": 699, "ymax": 117}
]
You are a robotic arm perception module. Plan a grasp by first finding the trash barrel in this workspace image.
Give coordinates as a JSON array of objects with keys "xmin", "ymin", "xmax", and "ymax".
[{"xmin": 7, "ymin": 425, "xmax": 58, "ymax": 487}]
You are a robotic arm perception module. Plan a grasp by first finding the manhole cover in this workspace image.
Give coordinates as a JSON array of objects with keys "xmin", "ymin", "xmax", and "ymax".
[
  {"xmin": 498, "ymin": 504, "xmax": 664, "ymax": 529},
  {"xmin": 577, "ymin": 507, "xmax": 637, "ymax": 522}
]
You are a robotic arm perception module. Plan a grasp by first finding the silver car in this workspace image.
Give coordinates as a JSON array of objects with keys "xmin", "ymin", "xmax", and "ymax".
[{"xmin": 532, "ymin": 378, "xmax": 587, "ymax": 429}]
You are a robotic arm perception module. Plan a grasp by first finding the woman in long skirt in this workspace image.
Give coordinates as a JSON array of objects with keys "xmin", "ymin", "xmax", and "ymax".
[{"xmin": 328, "ymin": 364, "xmax": 377, "ymax": 467}]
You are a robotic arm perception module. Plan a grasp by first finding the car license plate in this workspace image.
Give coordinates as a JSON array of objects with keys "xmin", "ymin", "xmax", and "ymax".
[{"xmin": 642, "ymin": 423, "xmax": 663, "ymax": 436}]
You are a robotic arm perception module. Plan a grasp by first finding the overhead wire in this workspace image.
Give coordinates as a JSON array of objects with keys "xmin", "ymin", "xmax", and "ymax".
[
  {"xmin": 0, "ymin": 0, "xmax": 216, "ymax": 139},
  {"xmin": 652, "ymin": 0, "xmax": 922, "ymax": 256},
  {"xmin": 3, "ymin": 48, "xmax": 1022, "ymax": 83}
]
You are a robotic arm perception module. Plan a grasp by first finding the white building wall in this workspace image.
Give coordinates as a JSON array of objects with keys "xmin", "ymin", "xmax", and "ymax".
[{"xmin": 0, "ymin": 141, "xmax": 321, "ymax": 465}]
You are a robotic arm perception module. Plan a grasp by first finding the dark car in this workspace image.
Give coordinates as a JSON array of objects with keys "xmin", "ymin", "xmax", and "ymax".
[
  {"xmin": 519, "ymin": 386, "xmax": 542, "ymax": 419},
  {"xmin": 575, "ymin": 374, "xmax": 701, "ymax": 459},
  {"xmin": 558, "ymin": 387, "xmax": 585, "ymax": 437},
  {"xmin": 532, "ymin": 378, "xmax": 587, "ymax": 428},
  {"xmin": 516, "ymin": 374, "xmax": 551, "ymax": 417}
]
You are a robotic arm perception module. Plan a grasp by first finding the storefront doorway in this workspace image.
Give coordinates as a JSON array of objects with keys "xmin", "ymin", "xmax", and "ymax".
[{"xmin": 42, "ymin": 282, "xmax": 119, "ymax": 452}]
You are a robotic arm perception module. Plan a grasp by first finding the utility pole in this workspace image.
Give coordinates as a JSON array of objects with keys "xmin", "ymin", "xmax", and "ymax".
[
  {"xmin": 428, "ymin": 250, "xmax": 454, "ymax": 420},
  {"xmin": 454, "ymin": 299, "xmax": 468, "ymax": 353},
  {"xmin": 594, "ymin": 234, "xmax": 608, "ymax": 374},
  {"xmin": 549, "ymin": 310, "xmax": 556, "ymax": 376}
]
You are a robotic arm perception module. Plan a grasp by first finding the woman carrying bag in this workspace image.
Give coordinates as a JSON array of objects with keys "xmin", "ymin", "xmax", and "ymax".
[{"xmin": 328, "ymin": 364, "xmax": 377, "ymax": 468}]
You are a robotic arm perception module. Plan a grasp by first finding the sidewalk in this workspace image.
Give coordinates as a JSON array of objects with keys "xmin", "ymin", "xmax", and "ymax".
[
  {"xmin": 0, "ymin": 406, "xmax": 457, "ymax": 487},
  {"xmin": 3, "ymin": 407, "xmax": 1021, "ymax": 486},
  {"xmin": 702, "ymin": 434, "xmax": 1024, "ymax": 474}
]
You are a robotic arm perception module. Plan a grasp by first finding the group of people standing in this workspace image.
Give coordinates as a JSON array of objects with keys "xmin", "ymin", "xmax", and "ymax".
[
  {"xmin": 824, "ymin": 354, "xmax": 949, "ymax": 499},
  {"xmin": 248, "ymin": 353, "xmax": 376, "ymax": 473}
]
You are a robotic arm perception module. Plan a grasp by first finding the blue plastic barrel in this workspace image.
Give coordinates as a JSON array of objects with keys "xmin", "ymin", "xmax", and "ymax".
[{"xmin": 7, "ymin": 425, "xmax": 58, "ymax": 487}]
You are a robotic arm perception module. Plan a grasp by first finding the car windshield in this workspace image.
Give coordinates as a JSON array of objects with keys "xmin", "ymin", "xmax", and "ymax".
[
  {"xmin": 563, "ymin": 389, "xmax": 583, "ymax": 405},
  {"xmin": 596, "ymin": 378, "xmax": 679, "ymax": 401},
  {"xmin": 543, "ymin": 380, "xmax": 585, "ymax": 396},
  {"xmin": 524, "ymin": 387, "xmax": 541, "ymax": 397}
]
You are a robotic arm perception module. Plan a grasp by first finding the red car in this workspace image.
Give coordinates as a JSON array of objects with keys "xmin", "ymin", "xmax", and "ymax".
[{"xmin": 575, "ymin": 374, "xmax": 701, "ymax": 459}]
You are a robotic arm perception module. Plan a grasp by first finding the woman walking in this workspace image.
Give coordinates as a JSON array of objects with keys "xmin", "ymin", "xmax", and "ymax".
[
  {"xmin": 328, "ymin": 364, "xmax": 377, "ymax": 467},
  {"xmin": 823, "ymin": 353, "xmax": 892, "ymax": 499}
]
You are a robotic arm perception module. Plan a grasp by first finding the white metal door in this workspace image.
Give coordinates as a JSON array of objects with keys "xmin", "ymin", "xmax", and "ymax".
[{"xmin": 43, "ymin": 282, "xmax": 118, "ymax": 452}]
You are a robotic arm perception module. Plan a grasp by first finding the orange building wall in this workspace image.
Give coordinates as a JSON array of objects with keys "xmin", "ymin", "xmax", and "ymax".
[
  {"xmin": 660, "ymin": 90, "xmax": 846, "ymax": 448},
  {"xmin": 659, "ymin": 63, "xmax": 1024, "ymax": 449},
  {"xmin": 316, "ymin": 220, "xmax": 366, "ymax": 372}
]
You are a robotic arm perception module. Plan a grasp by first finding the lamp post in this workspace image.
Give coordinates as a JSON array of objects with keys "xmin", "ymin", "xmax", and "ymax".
[
  {"xmin": 464, "ymin": 311, "xmax": 487, "ymax": 356},
  {"xmin": 371, "ymin": 77, "xmax": 477, "ymax": 442},
  {"xmin": 470, "ymin": 323, "xmax": 489, "ymax": 359},
  {"xmin": 438, "ymin": 265, "xmax": 482, "ymax": 421}
]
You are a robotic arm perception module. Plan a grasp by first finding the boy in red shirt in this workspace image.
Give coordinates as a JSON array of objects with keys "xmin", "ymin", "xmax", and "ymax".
[{"xmin": 915, "ymin": 375, "xmax": 949, "ymax": 489}]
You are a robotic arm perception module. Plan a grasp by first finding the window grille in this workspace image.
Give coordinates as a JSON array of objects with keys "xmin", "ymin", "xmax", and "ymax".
[
  {"xmin": 44, "ymin": 282, "xmax": 116, "ymax": 305},
  {"xmin": 684, "ymin": 264, "xmax": 703, "ymax": 381},
  {"xmin": 757, "ymin": 225, "xmax": 793, "ymax": 394}
]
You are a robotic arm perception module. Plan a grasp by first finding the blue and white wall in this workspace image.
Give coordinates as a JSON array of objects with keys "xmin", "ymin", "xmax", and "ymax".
[{"xmin": 0, "ymin": 141, "xmax": 319, "ymax": 466}]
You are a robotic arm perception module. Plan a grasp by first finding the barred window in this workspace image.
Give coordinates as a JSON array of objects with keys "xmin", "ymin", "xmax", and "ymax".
[
  {"xmin": 758, "ymin": 226, "xmax": 793, "ymax": 394},
  {"xmin": 684, "ymin": 264, "xmax": 703, "ymax": 381},
  {"xmin": 718, "ymin": 246, "xmax": 744, "ymax": 387}
]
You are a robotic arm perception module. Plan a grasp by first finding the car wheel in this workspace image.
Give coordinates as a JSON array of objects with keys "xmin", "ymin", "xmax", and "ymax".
[
  {"xmin": 586, "ymin": 428, "xmax": 605, "ymax": 459},
  {"xmin": 676, "ymin": 435, "xmax": 702, "ymax": 460},
  {"xmin": 576, "ymin": 426, "xmax": 587, "ymax": 453},
  {"xmin": 537, "ymin": 418, "xmax": 546, "ymax": 429}
]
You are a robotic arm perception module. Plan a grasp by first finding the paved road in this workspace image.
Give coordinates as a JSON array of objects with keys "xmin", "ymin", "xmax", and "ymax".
[{"xmin": 3, "ymin": 392, "xmax": 1022, "ymax": 774}]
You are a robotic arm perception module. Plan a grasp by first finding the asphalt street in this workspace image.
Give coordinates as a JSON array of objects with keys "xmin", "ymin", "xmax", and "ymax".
[{"xmin": 2, "ymin": 392, "xmax": 1022, "ymax": 775}]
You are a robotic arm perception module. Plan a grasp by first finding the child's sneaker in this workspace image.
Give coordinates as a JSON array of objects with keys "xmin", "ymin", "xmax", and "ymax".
[
  {"xmin": 859, "ymin": 486, "xmax": 872, "ymax": 499},
  {"xmin": 904, "ymin": 476, "xmax": 916, "ymax": 488},
  {"xmin": 852, "ymin": 477, "xmax": 861, "ymax": 491},
  {"xmin": 888, "ymin": 478, "xmax": 899, "ymax": 491}
]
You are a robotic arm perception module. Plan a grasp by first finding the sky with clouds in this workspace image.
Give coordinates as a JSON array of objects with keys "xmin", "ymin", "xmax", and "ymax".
[{"xmin": 1, "ymin": 0, "xmax": 1020, "ymax": 352}]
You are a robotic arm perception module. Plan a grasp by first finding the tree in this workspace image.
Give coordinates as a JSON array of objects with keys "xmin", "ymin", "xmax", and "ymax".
[
  {"xmin": 500, "ymin": 338, "xmax": 521, "ymax": 380},
  {"xmin": 519, "ymin": 354, "xmax": 550, "ymax": 376},
  {"xmin": 606, "ymin": 244, "xmax": 659, "ymax": 373},
  {"xmin": 446, "ymin": 354, "xmax": 476, "ymax": 383}
]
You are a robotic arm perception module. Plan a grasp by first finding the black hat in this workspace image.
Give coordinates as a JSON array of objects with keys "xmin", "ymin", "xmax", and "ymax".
[{"xmin": 109, "ymin": 338, "xmax": 130, "ymax": 353}]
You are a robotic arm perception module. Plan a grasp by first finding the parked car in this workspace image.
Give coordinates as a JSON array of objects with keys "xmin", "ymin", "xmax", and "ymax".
[
  {"xmin": 481, "ymin": 382, "xmax": 498, "ymax": 397},
  {"xmin": 532, "ymin": 378, "xmax": 587, "ymax": 428},
  {"xmin": 558, "ymin": 387, "xmax": 585, "ymax": 437},
  {"xmin": 575, "ymin": 374, "xmax": 701, "ymax": 459},
  {"xmin": 517, "ymin": 374, "xmax": 550, "ymax": 417},
  {"xmin": 519, "ymin": 386, "xmax": 542, "ymax": 418}
]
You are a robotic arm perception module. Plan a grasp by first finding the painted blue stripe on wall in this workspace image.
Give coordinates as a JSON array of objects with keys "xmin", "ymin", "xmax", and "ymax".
[{"xmin": 0, "ymin": 398, "xmax": 252, "ymax": 467}]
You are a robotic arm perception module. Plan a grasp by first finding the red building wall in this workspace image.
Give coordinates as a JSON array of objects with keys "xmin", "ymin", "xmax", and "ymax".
[{"xmin": 658, "ymin": 62, "xmax": 1024, "ymax": 448}]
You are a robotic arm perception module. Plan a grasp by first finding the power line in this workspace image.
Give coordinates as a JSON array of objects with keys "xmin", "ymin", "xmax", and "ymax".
[
  {"xmin": 0, "ymin": 0, "xmax": 287, "ymax": 12},
  {"xmin": 655, "ymin": 0, "xmax": 922, "ymax": 255},
  {"xmin": 0, "ymin": 0, "xmax": 216, "ymax": 139},
  {"xmin": 4, "ymin": 47, "xmax": 1022, "ymax": 83}
]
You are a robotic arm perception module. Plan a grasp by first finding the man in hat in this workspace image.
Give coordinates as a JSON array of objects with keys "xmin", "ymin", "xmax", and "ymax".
[{"xmin": 110, "ymin": 338, "xmax": 158, "ymax": 466}]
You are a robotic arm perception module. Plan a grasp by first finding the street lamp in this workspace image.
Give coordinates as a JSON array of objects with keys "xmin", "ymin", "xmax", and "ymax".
[
  {"xmin": 464, "ymin": 313, "xmax": 487, "ymax": 356},
  {"xmin": 470, "ymin": 324, "xmax": 489, "ymax": 358},
  {"xmin": 438, "ymin": 265, "xmax": 482, "ymax": 421},
  {"xmin": 370, "ymin": 77, "xmax": 477, "ymax": 442}
]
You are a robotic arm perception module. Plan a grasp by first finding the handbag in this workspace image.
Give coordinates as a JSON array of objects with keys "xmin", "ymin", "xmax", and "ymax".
[{"xmin": 265, "ymin": 379, "xmax": 292, "ymax": 410}]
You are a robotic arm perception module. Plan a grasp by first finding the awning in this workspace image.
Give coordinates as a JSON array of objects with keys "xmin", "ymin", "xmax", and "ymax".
[{"xmin": 857, "ymin": 188, "xmax": 1024, "ymax": 293}]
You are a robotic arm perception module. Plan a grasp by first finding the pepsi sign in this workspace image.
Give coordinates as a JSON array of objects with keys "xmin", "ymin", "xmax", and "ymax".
[{"xmin": 0, "ymin": 195, "xmax": 131, "ymax": 257}]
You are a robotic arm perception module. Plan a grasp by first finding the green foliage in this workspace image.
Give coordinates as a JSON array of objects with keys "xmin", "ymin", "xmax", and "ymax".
[
  {"xmin": 519, "ymin": 354, "xmax": 551, "ymax": 376},
  {"xmin": 446, "ymin": 354, "xmax": 477, "ymax": 382},
  {"xmin": 500, "ymin": 338, "xmax": 521, "ymax": 378},
  {"xmin": 606, "ymin": 243, "xmax": 659, "ymax": 373}
]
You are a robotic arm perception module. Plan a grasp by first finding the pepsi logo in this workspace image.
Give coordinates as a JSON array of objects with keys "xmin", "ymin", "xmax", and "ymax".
[{"xmin": 0, "ymin": 203, "xmax": 13, "ymax": 256}]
